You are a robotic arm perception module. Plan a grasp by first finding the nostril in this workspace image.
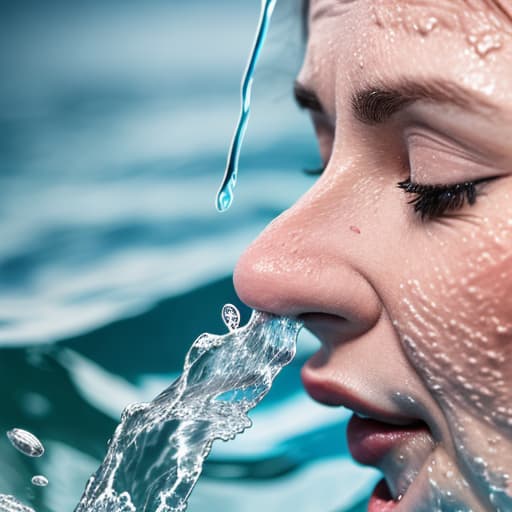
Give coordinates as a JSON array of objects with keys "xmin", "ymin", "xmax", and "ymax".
[
  {"xmin": 299, "ymin": 313, "xmax": 348, "ymax": 329},
  {"xmin": 299, "ymin": 312, "xmax": 373, "ymax": 346}
]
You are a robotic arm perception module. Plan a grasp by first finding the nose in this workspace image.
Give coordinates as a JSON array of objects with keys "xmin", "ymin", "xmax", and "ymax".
[{"xmin": 233, "ymin": 177, "xmax": 383, "ymax": 344}]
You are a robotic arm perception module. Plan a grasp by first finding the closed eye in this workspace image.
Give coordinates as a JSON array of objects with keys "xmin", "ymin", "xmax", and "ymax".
[{"xmin": 397, "ymin": 177, "xmax": 497, "ymax": 220}]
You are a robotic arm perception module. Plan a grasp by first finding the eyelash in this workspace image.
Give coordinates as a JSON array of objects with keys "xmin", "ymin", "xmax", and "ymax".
[
  {"xmin": 304, "ymin": 165, "xmax": 493, "ymax": 220},
  {"xmin": 397, "ymin": 178, "xmax": 491, "ymax": 220}
]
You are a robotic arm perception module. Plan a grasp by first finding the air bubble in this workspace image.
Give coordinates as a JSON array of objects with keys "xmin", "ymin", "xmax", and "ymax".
[
  {"xmin": 221, "ymin": 304, "xmax": 241, "ymax": 332},
  {"xmin": 31, "ymin": 475, "xmax": 48, "ymax": 487},
  {"xmin": 6, "ymin": 428, "xmax": 44, "ymax": 457}
]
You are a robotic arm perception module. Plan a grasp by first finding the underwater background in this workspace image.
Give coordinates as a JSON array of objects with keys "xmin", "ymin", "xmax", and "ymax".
[{"xmin": 0, "ymin": 0, "xmax": 379, "ymax": 510}]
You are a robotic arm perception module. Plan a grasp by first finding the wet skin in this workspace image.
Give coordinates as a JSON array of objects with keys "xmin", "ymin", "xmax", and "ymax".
[{"xmin": 234, "ymin": 0, "xmax": 512, "ymax": 510}]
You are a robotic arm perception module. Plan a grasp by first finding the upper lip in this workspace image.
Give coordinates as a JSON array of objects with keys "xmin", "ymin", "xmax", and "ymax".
[{"xmin": 301, "ymin": 365, "xmax": 420, "ymax": 426}]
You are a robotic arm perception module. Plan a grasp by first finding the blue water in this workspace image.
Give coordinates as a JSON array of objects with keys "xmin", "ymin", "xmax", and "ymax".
[{"xmin": 0, "ymin": 1, "xmax": 378, "ymax": 510}]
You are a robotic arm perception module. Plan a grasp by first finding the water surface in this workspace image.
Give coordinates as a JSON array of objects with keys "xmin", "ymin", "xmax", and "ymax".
[{"xmin": 0, "ymin": 1, "xmax": 378, "ymax": 510}]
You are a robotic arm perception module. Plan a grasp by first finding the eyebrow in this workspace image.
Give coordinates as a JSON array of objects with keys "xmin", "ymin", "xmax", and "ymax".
[
  {"xmin": 352, "ymin": 79, "xmax": 496, "ymax": 124},
  {"xmin": 294, "ymin": 78, "xmax": 496, "ymax": 124}
]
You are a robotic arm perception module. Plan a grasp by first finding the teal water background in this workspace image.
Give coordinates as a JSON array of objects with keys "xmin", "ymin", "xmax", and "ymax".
[{"xmin": 0, "ymin": 1, "xmax": 378, "ymax": 510}]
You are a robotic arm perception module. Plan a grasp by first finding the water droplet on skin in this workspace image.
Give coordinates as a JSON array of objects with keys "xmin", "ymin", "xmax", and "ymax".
[
  {"xmin": 31, "ymin": 475, "xmax": 49, "ymax": 487},
  {"xmin": 417, "ymin": 16, "xmax": 438, "ymax": 36},
  {"xmin": 221, "ymin": 304, "xmax": 241, "ymax": 332},
  {"xmin": 6, "ymin": 428, "xmax": 44, "ymax": 457},
  {"xmin": 472, "ymin": 33, "xmax": 502, "ymax": 57}
]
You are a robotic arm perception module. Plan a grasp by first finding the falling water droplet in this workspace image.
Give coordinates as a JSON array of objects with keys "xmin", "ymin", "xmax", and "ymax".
[
  {"xmin": 216, "ymin": 0, "xmax": 277, "ymax": 211},
  {"xmin": 221, "ymin": 304, "xmax": 241, "ymax": 332},
  {"xmin": 6, "ymin": 428, "xmax": 44, "ymax": 457},
  {"xmin": 31, "ymin": 475, "xmax": 49, "ymax": 487}
]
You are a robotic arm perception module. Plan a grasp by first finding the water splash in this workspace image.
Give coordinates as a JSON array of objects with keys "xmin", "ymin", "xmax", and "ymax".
[
  {"xmin": 215, "ymin": 0, "xmax": 277, "ymax": 212},
  {"xmin": 75, "ymin": 308, "xmax": 301, "ymax": 511},
  {"xmin": 0, "ymin": 495, "xmax": 35, "ymax": 512},
  {"xmin": 6, "ymin": 429, "xmax": 44, "ymax": 457}
]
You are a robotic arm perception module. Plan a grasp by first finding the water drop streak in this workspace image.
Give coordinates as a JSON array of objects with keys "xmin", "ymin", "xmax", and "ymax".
[
  {"xmin": 215, "ymin": 0, "xmax": 277, "ymax": 212},
  {"xmin": 75, "ymin": 310, "xmax": 301, "ymax": 511}
]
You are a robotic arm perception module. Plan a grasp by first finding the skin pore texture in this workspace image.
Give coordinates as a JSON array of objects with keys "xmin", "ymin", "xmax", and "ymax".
[{"xmin": 233, "ymin": 0, "xmax": 512, "ymax": 510}]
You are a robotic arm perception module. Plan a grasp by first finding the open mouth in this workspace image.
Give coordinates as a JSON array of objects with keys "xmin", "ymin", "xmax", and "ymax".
[
  {"xmin": 368, "ymin": 479, "xmax": 400, "ymax": 512},
  {"xmin": 301, "ymin": 366, "xmax": 435, "ymax": 509},
  {"xmin": 347, "ymin": 414, "xmax": 433, "ymax": 509}
]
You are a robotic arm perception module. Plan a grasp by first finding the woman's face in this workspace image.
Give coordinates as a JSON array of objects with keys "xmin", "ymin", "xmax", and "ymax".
[{"xmin": 234, "ymin": 0, "xmax": 512, "ymax": 510}]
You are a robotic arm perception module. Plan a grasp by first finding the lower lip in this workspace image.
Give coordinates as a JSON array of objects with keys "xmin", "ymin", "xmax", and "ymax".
[
  {"xmin": 347, "ymin": 414, "xmax": 426, "ymax": 466},
  {"xmin": 368, "ymin": 479, "xmax": 398, "ymax": 512}
]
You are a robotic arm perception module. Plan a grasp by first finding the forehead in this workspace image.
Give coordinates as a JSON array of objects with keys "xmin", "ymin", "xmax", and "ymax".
[
  {"xmin": 308, "ymin": 0, "xmax": 512, "ymax": 37},
  {"xmin": 301, "ymin": 0, "xmax": 512, "ymax": 111}
]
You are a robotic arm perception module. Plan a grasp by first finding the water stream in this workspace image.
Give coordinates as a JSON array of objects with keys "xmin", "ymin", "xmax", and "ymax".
[
  {"xmin": 75, "ymin": 309, "xmax": 301, "ymax": 511},
  {"xmin": 74, "ymin": 0, "xmax": 286, "ymax": 506},
  {"xmin": 216, "ymin": 0, "xmax": 277, "ymax": 212}
]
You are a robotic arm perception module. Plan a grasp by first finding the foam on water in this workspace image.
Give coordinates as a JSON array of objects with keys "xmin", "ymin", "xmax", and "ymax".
[
  {"xmin": 75, "ymin": 308, "xmax": 301, "ymax": 511},
  {"xmin": 215, "ymin": 0, "xmax": 277, "ymax": 212},
  {"xmin": 0, "ymin": 495, "xmax": 35, "ymax": 512}
]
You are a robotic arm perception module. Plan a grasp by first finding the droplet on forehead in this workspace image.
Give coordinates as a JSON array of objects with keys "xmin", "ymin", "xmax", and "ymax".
[
  {"xmin": 6, "ymin": 428, "xmax": 45, "ymax": 457},
  {"xmin": 31, "ymin": 475, "xmax": 49, "ymax": 487},
  {"xmin": 221, "ymin": 304, "xmax": 241, "ymax": 332}
]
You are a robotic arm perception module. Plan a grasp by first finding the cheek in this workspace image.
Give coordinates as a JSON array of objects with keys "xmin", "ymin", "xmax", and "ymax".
[{"xmin": 395, "ymin": 219, "xmax": 512, "ymax": 436}]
